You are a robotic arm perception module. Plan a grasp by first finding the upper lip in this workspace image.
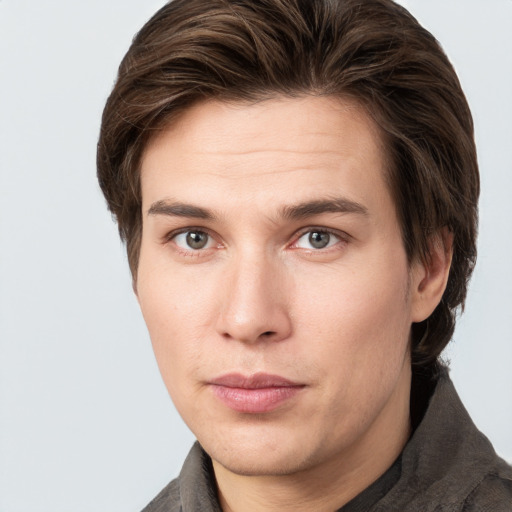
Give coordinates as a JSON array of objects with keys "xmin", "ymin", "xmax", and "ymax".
[{"xmin": 209, "ymin": 372, "xmax": 303, "ymax": 389}]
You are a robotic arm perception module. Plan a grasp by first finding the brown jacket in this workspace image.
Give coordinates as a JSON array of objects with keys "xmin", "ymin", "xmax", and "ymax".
[{"xmin": 142, "ymin": 367, "xmax": 512, "ymax": 511}]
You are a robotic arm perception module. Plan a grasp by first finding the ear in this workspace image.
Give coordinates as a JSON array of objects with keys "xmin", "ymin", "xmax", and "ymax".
[{"xmin": 410, "ymin": 228, "xmax": 453, "ymax": 323}]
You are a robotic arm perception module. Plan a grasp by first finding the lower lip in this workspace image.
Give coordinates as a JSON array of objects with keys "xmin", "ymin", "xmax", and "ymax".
[{"xmin": 210, "ymin": 385, "xmax": 304, "ymax": 413}]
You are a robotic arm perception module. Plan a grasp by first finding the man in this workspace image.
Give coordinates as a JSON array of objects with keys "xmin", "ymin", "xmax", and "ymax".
[{"xmin": 97, "ymin": 0, "xmax": 512, "ymax": 510}]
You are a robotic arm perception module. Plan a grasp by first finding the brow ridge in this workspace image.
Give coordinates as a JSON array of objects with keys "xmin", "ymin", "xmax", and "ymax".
[
  {"xmin": 147, "ymin": 200, "xmax": 214, "ymax": 220},
  {"xmin": 280, "ymin": 197, "xmax": 368, "ymax": 220},
  {"xmin": 147, "ymin": 197, "xmax": 368, "ymax": 222}
]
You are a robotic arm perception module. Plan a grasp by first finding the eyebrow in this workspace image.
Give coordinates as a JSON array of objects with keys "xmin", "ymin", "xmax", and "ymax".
[
  {"xmin": 280, "ymin": 197, "xmax": 368, "ymax": 220},
  {"xmin": 147, "ymin": 200, "xmax": 214, "ymax": 220},
  {"xmin": 146, "ymin": 197, "xmax": 368, "ymax": 221}
]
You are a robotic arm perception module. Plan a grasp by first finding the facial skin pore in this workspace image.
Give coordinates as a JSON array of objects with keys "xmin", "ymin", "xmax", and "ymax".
[{"xmin": 136, "ymin": 97, "xmax": 451, "ymax": 512}]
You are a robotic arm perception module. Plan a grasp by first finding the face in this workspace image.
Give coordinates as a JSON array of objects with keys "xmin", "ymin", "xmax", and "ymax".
[{"xmin": 137, "ymin": 96, "xmax": 425, "ymax": 478}]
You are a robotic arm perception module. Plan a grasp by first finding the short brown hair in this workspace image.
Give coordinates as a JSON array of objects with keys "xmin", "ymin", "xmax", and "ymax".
[{"xmin": 97, "ymin": 0, "xmax": 479, "ymax": 369}]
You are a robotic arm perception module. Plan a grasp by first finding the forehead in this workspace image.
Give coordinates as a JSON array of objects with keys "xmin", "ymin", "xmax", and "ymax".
[
  {"xmin": 143, "ymin": 95, "xmax": 385, "ymax": 162},
  {"xmin": 139, "ymin": 96, "xmax": 392, "ymax": 217}
]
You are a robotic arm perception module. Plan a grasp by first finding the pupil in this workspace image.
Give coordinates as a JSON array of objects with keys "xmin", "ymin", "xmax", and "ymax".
[
  {"xmin": 309, "ymin": 231, "xmax": 330, "ymax": 249},
  {"xmin": 186, "ymin": 231, "xmax": 208, "ymax": 249}
]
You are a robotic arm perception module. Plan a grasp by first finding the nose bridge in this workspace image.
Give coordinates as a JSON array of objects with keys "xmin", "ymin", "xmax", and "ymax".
[{"xmin": 216, "ymin": 246, "xmax": 291, "ymax": 344}]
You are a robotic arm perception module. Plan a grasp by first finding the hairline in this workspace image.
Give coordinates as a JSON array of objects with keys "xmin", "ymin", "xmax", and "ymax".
[{"xmin": 133, "ymin": 92, "xmax": 410, "ymax": 270}]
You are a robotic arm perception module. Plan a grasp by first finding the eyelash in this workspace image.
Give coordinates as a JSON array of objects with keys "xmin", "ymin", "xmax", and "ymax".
[
  {"xmin": 163, "ymin": 226, "xmax": 349, "ymax": 255},
  {"xmin": 290, "ymin": 227, "xmax": 348, "ymax": 252},
  {"xmin": 163, "ymin": 228, "xmax": 219, "ymax": 257}
]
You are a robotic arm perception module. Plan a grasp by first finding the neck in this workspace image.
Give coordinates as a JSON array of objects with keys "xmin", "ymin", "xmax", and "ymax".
[{"xmin": 213, "ymin": 364, "xmax": 412, "ymax": 512}]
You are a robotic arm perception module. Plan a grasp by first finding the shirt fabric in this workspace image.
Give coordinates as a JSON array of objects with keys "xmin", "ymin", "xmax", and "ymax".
[{"xmin": 142, "ymin": 366, "xmax": 512, "ymax": 511}]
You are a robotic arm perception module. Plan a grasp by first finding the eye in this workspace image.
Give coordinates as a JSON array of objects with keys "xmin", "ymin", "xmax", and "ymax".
[
  {"xmin": 295, "ymin": 230, "xmax": 341, "ymax": 250},
  {"xmin": 173, "ymin": 230, "xmax": 215, "ymax": 250}
]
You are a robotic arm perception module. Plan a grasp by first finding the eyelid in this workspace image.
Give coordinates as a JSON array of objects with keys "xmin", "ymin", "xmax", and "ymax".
[
  {"xmin": 289, "ymin": 226, "xmax": 350, "ymax": 250},
  {"xmin": 163, "ymin": 225, "xmax": 212, "ymax": 242},
  {"xmin": 163, "ymin": 226, "xmax": 223, "ymax": 252},
  {"xmin": 160, "ymin": 225, "xmax": 349, "ymax": 253}
]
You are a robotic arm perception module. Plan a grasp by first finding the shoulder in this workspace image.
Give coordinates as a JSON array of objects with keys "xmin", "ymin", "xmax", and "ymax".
[
  {"xmin": 140, "ymin": 442, "xmax": 221, "ymax": 512},
  {"xmin": 375, "ymin": 366, "xmax": 512, "ymax": 512},
  {"xmin": 461, "ymin": 458, "xmax": 512, "ymax": 512},
  {"xmin": 141, "ymin": 478, "xmax": 181, "ymax": 512}
]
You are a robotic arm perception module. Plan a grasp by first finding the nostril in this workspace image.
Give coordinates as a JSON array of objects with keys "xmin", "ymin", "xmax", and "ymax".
[{"xmin": 262, "ymin": 331, "xmax": 275, "ymax": 337}]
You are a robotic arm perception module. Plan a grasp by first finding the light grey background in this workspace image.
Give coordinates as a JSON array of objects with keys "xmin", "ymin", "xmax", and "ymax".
[{"xmin": 0, "ymin": 1, "xmax": 511, "ymax": 511}]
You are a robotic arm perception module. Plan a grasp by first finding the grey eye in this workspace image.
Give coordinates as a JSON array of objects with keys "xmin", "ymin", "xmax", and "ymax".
[
  {"xmin": 308, "ymin": 231, "xmax": 331, "ymax": 249},
  {"xmin": 173, "ymin": 230, "xmax": 213, "ymax": 250},
  {"xmin": 295, "ymin": 230, "xmax": 339, "ymax": 250},
  {"xmin": 186, "ymin": 231, "xmax": 209, "ymax": 249}
]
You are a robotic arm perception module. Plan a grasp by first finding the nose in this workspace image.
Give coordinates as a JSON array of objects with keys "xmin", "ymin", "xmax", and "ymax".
[{"xmin": 215, "ymin": 252, "xmax": 292, "ymax": 344}]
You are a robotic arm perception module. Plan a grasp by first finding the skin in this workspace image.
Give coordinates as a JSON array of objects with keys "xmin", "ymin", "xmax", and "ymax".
[{"xmin": 136, "ymin": 96, "xmax": 451, "ymax": 512}]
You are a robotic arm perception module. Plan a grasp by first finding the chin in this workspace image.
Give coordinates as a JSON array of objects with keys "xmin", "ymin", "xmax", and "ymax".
[
  {"xmin": 213, "ymin": 447, "xmax": 312, "ymax": 477},
  {"xmin": 198, "ymin": 425, "xmax": 324, "ymax": 477}
]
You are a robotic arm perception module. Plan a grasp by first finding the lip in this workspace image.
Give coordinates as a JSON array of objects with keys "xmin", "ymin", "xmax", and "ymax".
[{"xmin": 208, "ymin": 372, "xmax": 305, "ymax": 414}]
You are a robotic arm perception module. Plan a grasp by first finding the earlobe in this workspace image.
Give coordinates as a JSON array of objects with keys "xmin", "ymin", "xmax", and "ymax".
[{"xmin": 411, "ymin": 229, "xmax": 453, "ymax": 323}]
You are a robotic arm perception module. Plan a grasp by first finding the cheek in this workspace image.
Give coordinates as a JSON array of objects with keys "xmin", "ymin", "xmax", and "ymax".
[
  {"xmin": 293, "ymin": 256, "xmax": 412, "ymax": 374},
  {"xmin": 137, "ymin": 248, "xmax": 217, "ymax": 333},
  {"xmin": 299, "ymin": 259, "xmax": 409, "ymax": 330},
  {"xmin": 292, "ymin": 266, "xmax": 412, "ymax": 428},
  {"xmin": 136, "ymin": 262, "xmax": 209, "ymax": 390}
]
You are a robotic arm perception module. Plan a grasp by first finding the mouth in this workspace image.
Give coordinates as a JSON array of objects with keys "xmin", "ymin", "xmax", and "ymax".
[{"xmin": 208, "ymin": 372, "xmax": 305, "ymax": 414}]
